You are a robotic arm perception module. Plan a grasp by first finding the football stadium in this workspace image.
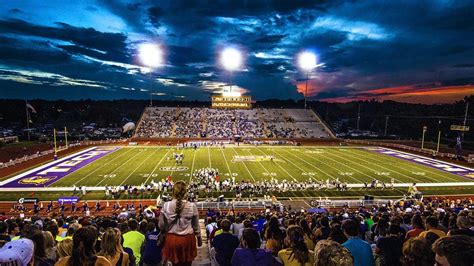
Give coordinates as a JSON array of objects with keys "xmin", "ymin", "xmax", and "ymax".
[{"xmin": 0, "ymin": 1, "xmax": 473, "ymax": 266}]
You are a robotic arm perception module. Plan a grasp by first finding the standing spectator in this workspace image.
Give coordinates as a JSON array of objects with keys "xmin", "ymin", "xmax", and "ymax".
[
  {"xmin": 375, "ymin": 224, "xmax": 403, "ymax": 266},
  {"xmin": 232, "ymin": 217, "xmax": 244, "ymax": 237},
  {"xmin": 342, "ymin": 219, "xmax": 375, "ymax": 266},
  {"xmin": 212, "ymin": 219, "xmax": 239, "ymax": 266},
  {"xmin": 42, "ymin": 231, "xmax": 57, "ymax": 262},
  {"xmin": 159, "ymin": 181, "xmax": 202, "ymax": 266},
  {"xmin": 142, "ymin": 222, "xmax": 162, "ymax": 266},
  {"xmin": 418, "ymin": 216, "xmax": 446, "ymax": 239},
  {"xmin": 401, "ymin": 238, "xmax": 434, "ymax": 266},
  {"xmin": 122, "ymin": 220, "xmax": 145, "ymax": 263},
  {"xmin": 432, "ymin": 235, "xmax": 474, "ymax": 266},
  {"xmin": 99, "ymin": 228, "xmax": 129, "ymax": 266},
  {"xmin": 278, "ymin": 225, "xmax": 315, "ymax": 266},
  {"xmin": 0, "ymin": 221, "xmax": 10, "ymax": 245},
  {"xmin": 313, "ymin": 217, "xmax": 330, "ymax": 242},
  {"xmin": 314, "ymin": 240, "xmax": 353, "ymax": 266},
  {"xmin": 231, "ymin": 228, "xmax": 276, "ymax": 266},
  {"xmin": 56, "ymin": 226, "xmax": 111, "ymax": 266}
]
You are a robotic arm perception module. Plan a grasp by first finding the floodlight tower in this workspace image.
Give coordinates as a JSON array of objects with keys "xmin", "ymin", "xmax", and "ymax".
[
  {"xmin": 298, "ymin": 51, "xmax": 317, "ymax": 109},
  {"xmin": 138, "ymin": 43, "xmax": 163, "ymax": 106},
  {"xmin": 220, "ymin": 47, "xmax": 242, "ymax": 94}
]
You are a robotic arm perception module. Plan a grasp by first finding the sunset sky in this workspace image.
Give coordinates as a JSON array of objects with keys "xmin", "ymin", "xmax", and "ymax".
[{"xmin": 0, "ymin": 0, "xmax": 473, "ymax": 103}]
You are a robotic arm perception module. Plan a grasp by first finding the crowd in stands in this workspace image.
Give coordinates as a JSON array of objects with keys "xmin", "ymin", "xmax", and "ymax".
[
  {"xmin": 135, "ymin": 107, "xmax": 330, "ymax": 139},
  {"xmin": 0, "ymin": 180, "xmax": 473, "ymax": 266}
]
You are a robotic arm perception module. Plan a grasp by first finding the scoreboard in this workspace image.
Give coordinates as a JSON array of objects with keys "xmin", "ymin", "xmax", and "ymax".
[{"xmin": 211, "ymin": 95, "xmax": 252, "ymax": 109}]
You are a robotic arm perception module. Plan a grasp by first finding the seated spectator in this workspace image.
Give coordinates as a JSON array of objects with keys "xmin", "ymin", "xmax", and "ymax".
[
  {"xmin": 418, "ymin": 216, "xmax": 446, "ymax": 239},
  {"xmin": 55, "ymin": 226, "xmax": 111, "ymax": 266},
  {"xmin": 231, "ymin": 228, "xmax": 277, "ymax": 266},
  {"xmin": 375, "ymin": 224, "xmax": 403, "ymax": 266},
  {"xmin": 278, "ymin": 225, "xmax": 315, "ymax": 266},
  {"xmin": 56, "ymin": 239, "xmax": 73, "ymax": 259},
  {"xmin": 401, "ymin": 238, "xmax": 435, "ymax": 266},
  {"xmin": 98, "ymin": 228, "xmax": 129, "ymax": 266},
  {"xmin": 342, "ymin": 219, "xmax": 375, "ymax": 266},
  {"xmin": 264, "ymin": 216, "xmax": 284, "ymax": 255},
  {"xmin": 313, "ymin": 240, "xmax": 353, "ymax": 266},
  {"xmin": 0, "ymin": 221, "xmax": 11, "ymax": 245},
  {"xmin": 327, "ymin": 223, "xmax": 347, "ymax": 244},
  {"xmin": 405, "ymin": 214, "xmax": 424, "ymax": 239},
  {"xmin": 23, "ymin": 225, "xmax": 55, "ymax": 266},
  {"xmin": 432, "ymin": 235, "xmax": 474, "ymax": 266},
  {"xmin": 0, "ymin": 238, "xmax": 34, "ymax": 266},
  {"xmin": 42, "ymin": 231, "xmax": 57, "ymax": 261},
  {"xmin": 447, "ymin": 215, "xmax": 474, "ymax": 236},
  {"xmin": 212, "ymin": 219, "xmax": 239, "ymax": 266}
]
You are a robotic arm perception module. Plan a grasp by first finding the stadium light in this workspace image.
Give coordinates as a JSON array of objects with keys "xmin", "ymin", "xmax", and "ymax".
[
  {"xmin": 138, "ymin": 43, "xmax": 163, "ymax": 68},
  {"xmin": 220, "ymin": 47, "xmax": 242, "ymax": 71},
  {"xmin": 297, "ymin": 51, "xmax": 317, "ymax": 109}
]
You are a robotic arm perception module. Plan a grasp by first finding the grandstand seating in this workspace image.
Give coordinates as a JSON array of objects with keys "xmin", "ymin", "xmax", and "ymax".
[{"xmin": 135, "ymin": 107, "xmax": 334, "ymax": 139}]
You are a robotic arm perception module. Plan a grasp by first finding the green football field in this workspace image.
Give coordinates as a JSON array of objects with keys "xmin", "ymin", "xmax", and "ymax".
[{"xmin": 49, "ymin": 146, "xmax": 469, "ymax": 187}]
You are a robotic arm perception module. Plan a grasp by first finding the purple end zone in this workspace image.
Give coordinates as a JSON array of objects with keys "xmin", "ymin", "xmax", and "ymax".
[
  {"xmin": 364, "ymin": 147, "xmax": 474, "ymax": 180},
  {"xmin": 1, "ymin": 147, "xmax": 119, "ymax": 188}
]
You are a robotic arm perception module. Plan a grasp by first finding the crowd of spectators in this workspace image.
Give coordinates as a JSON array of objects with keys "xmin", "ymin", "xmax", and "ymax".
[
  {"xmin": 1, "ymin": 185, "xmax": 473, "ymax": 266},
  {"xmin": 134, "ymin": 107, "xmax": 329, "ymax": 139}
]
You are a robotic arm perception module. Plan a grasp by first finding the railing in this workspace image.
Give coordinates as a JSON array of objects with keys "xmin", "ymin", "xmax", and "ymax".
[{"xmin": 195, "ymin": 199, "xmax": 273, "ymax": 210}]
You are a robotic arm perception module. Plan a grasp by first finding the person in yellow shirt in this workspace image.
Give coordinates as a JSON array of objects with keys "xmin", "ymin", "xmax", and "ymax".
[
  {"xmin": 418, "ymin": 216, "xmax": 446, "ymax": 239},
  {"xmin": 278, "ymin": 225, "xmax": 315, "ymax": 266}
]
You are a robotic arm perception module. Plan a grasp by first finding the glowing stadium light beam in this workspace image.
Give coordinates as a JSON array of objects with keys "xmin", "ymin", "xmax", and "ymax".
[
  {"xmin": 138, "ymin": 43, "xmax": 163, "ymax": 68},
  {"xmin": 298, "ymin": 51, "xmax": 317, "ymax": 71},
  {"xmin": 220, "ymin": 47, "xmax": 242, "ymax": 71},
  {"xmin": 297, "ymin": 51, "xmax": 318, "ymax": 109}
]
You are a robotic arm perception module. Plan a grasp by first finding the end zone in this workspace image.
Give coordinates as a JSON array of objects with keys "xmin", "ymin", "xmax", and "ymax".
[{"xmin": 0, "ymin": 146, "xmax": 120, "ymax": 188}]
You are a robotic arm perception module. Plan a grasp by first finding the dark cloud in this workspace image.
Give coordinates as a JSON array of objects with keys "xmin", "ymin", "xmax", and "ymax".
[{"xmin": 0, "ymin": 0, "xmax": 473, "ymax": 103}]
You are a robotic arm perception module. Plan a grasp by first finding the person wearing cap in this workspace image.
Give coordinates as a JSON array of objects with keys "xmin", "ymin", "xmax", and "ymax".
[{"xmin": 0, "ymin": 238, "xmax": 34, "ymax": 266}]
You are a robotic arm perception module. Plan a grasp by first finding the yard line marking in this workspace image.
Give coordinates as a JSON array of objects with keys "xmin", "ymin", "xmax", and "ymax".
[
  {"xmin": 93, "ymin": 148, "xmax": 146, "ymax": 186},
  {"xmin": 287, "ymin": 148, "xmax": 362, "ymax": 184},
  {"xmin": 328, "ymin": 149, "xmax": 421, "ymax": 184},
  {"xmin": 118, "ymin": 148, "xmax": 161, "ymax": 186},
  {"xmin": 189, "ymin": 148, "xmax": 197, "ymax": 184},
  {"xmin": 207, "ymin": 146, "xmax": 212, "ymax": 168},
  {"xmin": 270, "ymin": 148, "xmax": 321, "ymax": 183},
  {"xmin": 144, "ymin": 148, "xmax": 172, "ymax": 185},
  {"xmin": 220, "ymin": 147, "xmax": 233, "ymax": 177},
  {"xmin": 274, "ymin": 148, "xmax": 330, "ymax": 181},
  {"xmin": 350, "ymin": 148, "xmax": 458, "ymax": 182},
  {"xmin": 341, "ymin": 149, "xmax": 429, "ymax": 183},
  {"xmin": 256, "ymin": 147, "xmax": 309, "ymax": 198},
  {"xmin": 72, "ymin": 148, "xmax": 135, "ymax": 186},
  {"xmin": 230, "ymin": 147, "xmax": 256, "ymax": 182}
]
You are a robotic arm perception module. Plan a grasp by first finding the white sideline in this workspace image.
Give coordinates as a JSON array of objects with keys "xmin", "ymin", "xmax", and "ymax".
[
  {"xmin": 0, "ymin": 146, "xmax": 98, "ymax": 187},
  {"xmin": 1, "ymin": 182, "xmax": 474, "ymax": 192}
]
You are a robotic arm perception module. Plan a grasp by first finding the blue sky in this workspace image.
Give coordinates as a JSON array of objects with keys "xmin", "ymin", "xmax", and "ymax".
[{"xmin": 0, "ymin": 0, "xmax": 473, "ymax": 103}]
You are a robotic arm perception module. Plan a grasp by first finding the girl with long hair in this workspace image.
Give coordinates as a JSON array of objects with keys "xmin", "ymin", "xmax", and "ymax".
[
  {"xmin": 278, "ymin": 225, "xmax": 314, "ymax": 266},
  {"xmin": 264, "ymin": 216, "xmax": 284, "ymax": 255},
  {"xmin": 98, "ymin": 228, "xmax": 129, "ymax": 266},
  {"xmin": 55, "ymin": 226, "xmax": 111, "ymax": 266},
  {"xmin": 159, "ymin": 181, "xmax": 202, "ymax": 266}
]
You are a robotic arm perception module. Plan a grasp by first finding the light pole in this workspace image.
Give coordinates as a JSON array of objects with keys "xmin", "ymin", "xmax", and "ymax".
[
  {"xmin": 436, "ymin": 120, "xmax": 442, "ymax": 153},
  {"xmin": 421, "ymin": 126, "xmax": 427, "ymax": 149},
  {"xmin": 138, "ymin": 43, "xmax": 163, "ymax": 106},
  {"xmin": 298, "ymin": 51, "xmax": 317, "ymax": 109},
  {"xmin": 220, "ymin": 47, "xmax": 242, "ymax": 94}
]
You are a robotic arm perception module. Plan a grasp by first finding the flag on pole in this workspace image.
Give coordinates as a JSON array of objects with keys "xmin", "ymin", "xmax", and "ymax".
[{"xmin": 26, "ymin": 102, "xmax": 37, "ymax": 113}]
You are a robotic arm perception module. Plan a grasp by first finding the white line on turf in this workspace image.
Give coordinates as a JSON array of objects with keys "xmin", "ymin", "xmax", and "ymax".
[
  {"xmin": 71, "ymin": 147, "xmax": 134, "ymax": 186},
  {"xmin": 220, "ymin": 147, "xmax": 233, "ymax": 178},
  {"xmin": 91, "ymin": 148, "xmax": 146, "ymax": 186},
  {"xmin": 143, "ymin": 147, "xmax": 172, "ymax": 184},
  {"xmin": 117, "ymin": 148, "xmax": 161, "ymax": 186},
  {"xmin": 350, "ymin": 148, "xmax": 459, "ymax": 182},
  {"xmin": 230, "ymin": 147, "xmax": 256, "ymax": 182},
  {"xmin": 188, "ymin": 148, "xmax": 197, "ymax": 184}
]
